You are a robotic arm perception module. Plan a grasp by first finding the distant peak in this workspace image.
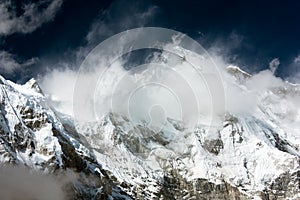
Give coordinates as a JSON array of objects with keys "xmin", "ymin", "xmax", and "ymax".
[
  {"xmin": 226, "ymin": 65, "xmax": 251, "ymax": 81},
  {"xmin": 24, "ymin": 78, "xmax": 44, "ymax": 94}
]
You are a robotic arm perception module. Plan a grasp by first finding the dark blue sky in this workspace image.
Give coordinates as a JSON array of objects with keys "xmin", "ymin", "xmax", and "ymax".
[{"xmin": 0, "ymin": 0, "xmax": 300, "ymax": 83}]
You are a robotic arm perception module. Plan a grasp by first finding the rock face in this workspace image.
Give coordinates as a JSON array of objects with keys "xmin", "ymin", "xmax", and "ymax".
[
  {"xmin": 159, "ymin": 170, "xmax": 249, "ymax": 200},
  {"xmin": 0, "ymin": 73, "xmax": 300, "ymax": 200}
]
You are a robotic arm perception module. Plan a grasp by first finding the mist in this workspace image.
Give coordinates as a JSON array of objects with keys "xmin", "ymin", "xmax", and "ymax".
[
  {"xmin": 0, "ymin": 165, "xmax": 76, "ymax": 200},
  {"xmin": 39, "ymin": 33, "xmax": 299, "ymax": 132}
]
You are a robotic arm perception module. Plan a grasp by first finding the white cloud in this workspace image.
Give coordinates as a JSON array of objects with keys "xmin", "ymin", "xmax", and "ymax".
[
  {"xmin": 85, "ymin": 0, "xmax": 158, "ymax": 45},
  {"xmin": 0, "ymin": 51, "xmax": 38, "ymax": 75},
  {"xmin": 0, "ymin": 0, "xmax": 63, "ymax": 35},
  {"xmin": 39, "ymin": 67, "xmax": 77, "ymax": 116},
  {"xmin": 269, "ymin": 58, "xmax": 280, "ymax": 74},
  {"xmin": 40, "ymin": 38, "xmax": 226, "ymax": 127},
  {"xmin": 37, "ymin": 38, "xmax": 242, "ymax": 127}
]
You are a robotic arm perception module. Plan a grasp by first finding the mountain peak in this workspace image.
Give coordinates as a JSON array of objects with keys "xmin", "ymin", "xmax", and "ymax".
[
  {"xmin": 226, "ymin": 65, "xmax": 251, "ymax": 82},
  {"xmin": 24, "ymin": 78, "xmax": 44, "ymax": 94}
]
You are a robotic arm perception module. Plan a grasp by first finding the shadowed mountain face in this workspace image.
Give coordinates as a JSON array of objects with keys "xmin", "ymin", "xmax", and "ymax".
[{"xmin": 0, "ymin": 69, "xmax": 299, "ymax": 199}]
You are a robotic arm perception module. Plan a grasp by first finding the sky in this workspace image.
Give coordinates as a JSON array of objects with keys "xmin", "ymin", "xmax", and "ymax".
[{"xmin": 0, "ymin": 0, "xmax": 300, "ymax": 83}]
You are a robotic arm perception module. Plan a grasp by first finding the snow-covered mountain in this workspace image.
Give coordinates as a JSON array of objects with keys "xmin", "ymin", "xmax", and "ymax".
[
  {"xmin": 0, "ymin": 75, "xmax": 131, "ymax": 199},
  {"xmin": 0, "ymin": 64, "xmax": 299, "ymax": 199}
]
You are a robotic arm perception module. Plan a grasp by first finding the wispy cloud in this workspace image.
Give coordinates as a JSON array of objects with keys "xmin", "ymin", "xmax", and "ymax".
[
  {"xmin": 85, "ymin": 0, "xmax": 158, "ymax": 46},
  {"xmin": 294, "ymin": 54, "xmax": 300, "ymax": 63},
  {"xmin": 205, "ymin": 31, "xmax": 247, "ymax": 65},
  {"xmin": 269, "ymin": 58, "xmax": 280, "ymax": 74},
  {"xmin": 0, "ymin": 0, "xmax": 63, "ymax": 36},
  {"xmin": 0, "ymin": 51, "xmax": 38, "ymax": 75}
]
